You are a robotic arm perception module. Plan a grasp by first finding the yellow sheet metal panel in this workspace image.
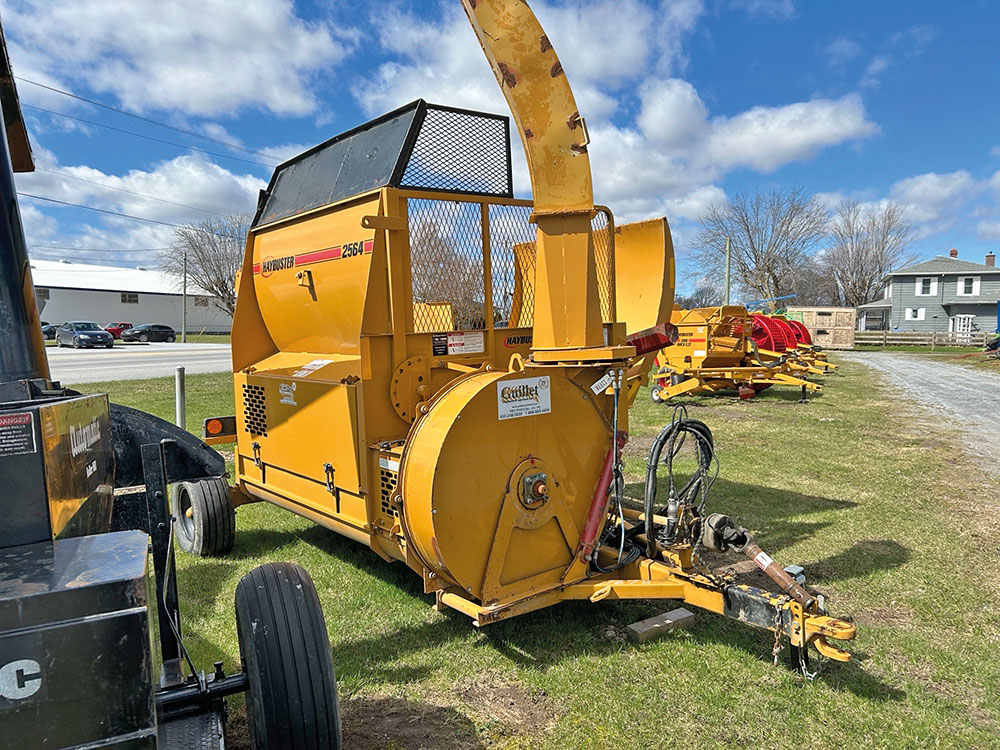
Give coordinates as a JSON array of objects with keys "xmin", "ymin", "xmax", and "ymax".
[
  {"xmin": 400, "ymin": 368, "xmax": 609, "ymax": 603},
  {"xmin": 251, "ymin": 194, "xmax": 382, "ymax": 356},
  {"xmin": 236, "ymin": 372, "xmax": 366, "ymax": 501},
  {"xmin": 614, "ymin": 218, "xmax": 675, "ymax": 335}
]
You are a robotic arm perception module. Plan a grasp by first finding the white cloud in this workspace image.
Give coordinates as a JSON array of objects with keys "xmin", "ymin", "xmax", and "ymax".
[
  {"xmin": 14, "ymin": 148, "xmax": 265, "ymax": 266},
  {"xmin": 825, "ymin": 36, "xmax": 861, "ymax": 66},
  {"xmin": 731, "ymin": 0, "xmax": 796, "ymax": 20},
  {"xmin": 5, "ymin": 0, "xmax": 355, "ymax": 117},
  {"xmin": 637, "ymin": 79, "xmax": 708, "ymax": 148},
  {"xmin": 704, "ymin": 94, "xmax": 878, "ymax": 172},
  {"xmin": 889, "ymin": 170, "xmax": 978, "ymax": 225},
  {"xmin": 991, "ymin": 146, "xmax": 1000, "ymax": 158},
  {"xmin": 858, "ymin": 25, "xmax": 937, "ymax": 90},
  {"xmin": 976, "ymin": 220, "xmax": 1000, "ymax": 241},
  {"xmin": 859, "ymin": 56, "xmax": 889, "ymax": 89}
]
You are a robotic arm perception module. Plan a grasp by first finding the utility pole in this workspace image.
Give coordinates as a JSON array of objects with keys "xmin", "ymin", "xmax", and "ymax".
[
  {"xmin": 723, "ymin": 235, "xmax": 731, "ymax": 306},
  {"xmin": 181, "ymin": 253, "xmax": 188, "ymax": 344}
]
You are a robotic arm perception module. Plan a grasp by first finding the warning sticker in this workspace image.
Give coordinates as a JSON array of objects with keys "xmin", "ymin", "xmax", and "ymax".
[
  {"xmin": 753, "ymin": 551, "xmax": 774, "ymax": 571},
  {"xmin": 378, "ymin": 456, "xmax": 400, "ymax": 472},
  {"xmin": 497, "ymin": 376, "xmax": 551, "ymax": 421},
  {"xmin": 432, "ymin": 331, "xmax": 485, "ymax": 356},
  {"xmin": 291, "ymin": 358, "xmax": 333, "ymax": 379},
  {"xmin": 0, "ymin": 412, "xmax": 36, "ymax": 456}
]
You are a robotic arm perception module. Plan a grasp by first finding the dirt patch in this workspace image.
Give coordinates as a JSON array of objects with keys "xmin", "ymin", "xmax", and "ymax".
[
  {"xmin": 853, "ymin": 606, "xmax": 916, "ymax": 628},
  {"xmin": 342, "ymin": 696, "xmax": 485, "ymax": 750},
  {"xmin": 454, "ymin": 674, "xmax": 555, "ymax": 736}
]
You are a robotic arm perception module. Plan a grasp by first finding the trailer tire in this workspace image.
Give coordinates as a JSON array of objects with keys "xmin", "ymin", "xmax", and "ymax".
[
  {"xmin": 236, "ymin": 562, "xmax": 342, "ymax": 750},
  {"xmin": 650, "ymin": 385, "xmax": 664, "ymax": 403},
  {"xmin": 173, "ymin": 477, "xmax": 235, "ymax": 556}
]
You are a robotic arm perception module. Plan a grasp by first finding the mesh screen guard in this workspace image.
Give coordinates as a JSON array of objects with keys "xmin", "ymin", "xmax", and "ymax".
[{"xmin": 407, "ymin": 197, "xmax": 614, "ymax": 335}]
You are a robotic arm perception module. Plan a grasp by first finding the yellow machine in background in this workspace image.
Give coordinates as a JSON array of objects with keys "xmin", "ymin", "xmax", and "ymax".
[
  {"xmin": 205, "ymin": 0, "xmax": 854, "ymax": 669},
  {"xmin": 649, "ymin": 306, "xmax": 823, "ymax": 402}
]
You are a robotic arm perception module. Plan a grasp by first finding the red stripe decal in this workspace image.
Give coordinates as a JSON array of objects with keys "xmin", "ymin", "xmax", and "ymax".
[
  {"xmin": 689, "ymin": 338, "xmax": 706, "ymax": 343},
  {"xmin": 296, "ymin": 246, "xmax": 341, "ymax": 266},
  {"xmin": 364, "ymin": 239, "xmax": 374, "ymax": 253},
  {"xmin": 252, "ymin": 263, "xmax": 260, "ymax": 273}
]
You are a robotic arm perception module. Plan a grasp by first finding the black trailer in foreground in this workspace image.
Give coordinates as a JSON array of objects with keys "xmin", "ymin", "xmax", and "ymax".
[{"xmin": 0, "ymin": 22, "xmax": 341, "ymax": 749}]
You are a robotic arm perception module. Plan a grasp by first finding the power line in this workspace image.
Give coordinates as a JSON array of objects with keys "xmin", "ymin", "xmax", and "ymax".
[
  {"xmin": 31, "ymin": 243, "xmax": 170, "ymax": 252},
  {"xmin": 23, "ymin": 104, "xmax": 277, "ymax": 168},
  {"xmin": 16, "ymin": 77, "xmax": 277, "ymax": 159},
  {"xmin": 30, "ymin": 252, "xmax": 159, "ymax": 264},
  {"xmin": 36, "ymin": 168, "xmax": 227, "ymax": 217},
  {"xmin": 17, "ymin": 192, "xmax": 241, "ymax": 237}
]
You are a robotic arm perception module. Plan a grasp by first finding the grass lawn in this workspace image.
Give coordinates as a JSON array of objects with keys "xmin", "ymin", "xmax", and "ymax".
[
  {"xmin": 75, "ymin": 360, "xmax": 1000, "ymax": 749},
  {"xmin": 182, "ymin": 333, "xmax": 231, "ymax": 344}
]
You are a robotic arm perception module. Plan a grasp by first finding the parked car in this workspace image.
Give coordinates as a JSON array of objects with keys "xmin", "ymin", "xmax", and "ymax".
[
  {"xmin": 121, "ymin": 323, "xmax": 176, "ymax": 343},
  {"xmin": 55, "ymin": 321, "xmax": 114, "ymax": 348},
  {"xmin": 41, "ymin": 323, "xmax": 58, "ymax": 340},
  {"xmin": 104, "ymin": 321, "xmax": 134, "ymax": 339}
]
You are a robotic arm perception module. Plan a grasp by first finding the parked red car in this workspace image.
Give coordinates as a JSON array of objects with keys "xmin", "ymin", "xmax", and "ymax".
[{"xmin": 104, "ymin": 321, "xmax": 134, "ymax": 339}]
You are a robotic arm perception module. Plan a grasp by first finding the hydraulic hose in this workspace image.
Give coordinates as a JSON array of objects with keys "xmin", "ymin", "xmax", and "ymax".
[{"xmin": 643, "ymin": 409, "xmax": 715, "ymax": 558}]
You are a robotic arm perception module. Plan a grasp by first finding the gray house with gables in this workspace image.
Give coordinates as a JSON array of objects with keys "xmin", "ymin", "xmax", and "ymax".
[{"xmin": 857, "ymin": 249, "xmax": 1000, "ymax": 333}]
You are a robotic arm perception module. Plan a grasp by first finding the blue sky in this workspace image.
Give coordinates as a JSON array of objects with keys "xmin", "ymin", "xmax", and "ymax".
[{"xmin": 6, "ymin": 0, "xmax": 999, "ymax": 285}]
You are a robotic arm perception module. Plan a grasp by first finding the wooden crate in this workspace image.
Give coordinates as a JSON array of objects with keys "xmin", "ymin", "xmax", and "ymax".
[{"xmin": 786, "ymin": 306, "xmax": 856, "ymax": 348}]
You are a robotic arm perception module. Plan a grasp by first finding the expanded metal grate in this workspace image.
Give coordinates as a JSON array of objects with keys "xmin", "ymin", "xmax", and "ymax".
[
  {"xmin": 242, "ymin": 383, "xmax": 267, "ymax": 437},
  {"xmin": 400, "ymin": 105, "xmax": 512, "ymax": 197},
  {"xmin": 379, "ymin": 467, "xmax": 398, "ymax": 518},
  {"xmin": 488, "ymin": 204, "xmax": 537, "ymax": 329},
  {"xmin": 408, "ymin": 199, "xmax": 486, "ymax": 333},
  {"xmin": 591, "ymin": 209, "xmax": 615, "ymax": 323},
  {"xmin": 488, "ymin": 206, "xmax": 615, "ymax": 328}
]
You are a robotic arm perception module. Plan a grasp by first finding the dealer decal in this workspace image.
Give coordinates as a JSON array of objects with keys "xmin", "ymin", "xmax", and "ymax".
[
  {"xmin": 497, "ymin": 376, "xmax": 551, "ymax": 421},
  {"xmin": 253, "ymin": 238, "xmax": 374, "ymax": 275}
]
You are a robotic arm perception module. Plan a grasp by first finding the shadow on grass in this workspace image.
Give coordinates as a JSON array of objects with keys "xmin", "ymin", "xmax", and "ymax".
[
  {"xmin": 624, "ymin": 477, "xmax": 857, "ymax": 554},
  {"xmin": 221, "ymin": 492, "xmax": 903, "ymax": 704},
  {"xmin": 807, "ymin": 539, "xmax": 911, "ymax": 582}
]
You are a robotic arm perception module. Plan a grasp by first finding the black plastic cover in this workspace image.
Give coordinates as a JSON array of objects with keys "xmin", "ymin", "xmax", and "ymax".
[
  {"xmin": 256, "ymin": 104, "xmax": 420, "ymax": 226},
  {"xmin": 0, "ymin": 531, "xmax": 156, "ymax": 749}
]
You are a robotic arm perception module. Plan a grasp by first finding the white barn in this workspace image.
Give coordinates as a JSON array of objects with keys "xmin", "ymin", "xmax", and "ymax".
[{"xmin": 31, "ymin": 259, "xmax": 232, "ymax": 334}]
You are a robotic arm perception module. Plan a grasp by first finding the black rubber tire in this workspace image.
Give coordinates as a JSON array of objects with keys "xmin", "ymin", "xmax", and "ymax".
[
  {"xmin": 105, "ymin": 342, "xmax": 114, "ymax": 349},
  {"xmin": 650, "ymin": 385, "xmax": 663, "ymax": 403},
  {"xmin": 139, "ymin": 333, "xmax": 149, "ymax": 342},
  {"xmin": 236, "ymin": 562, "xmax": 342, "ymax": 750},
  {"xmin": 173, "ymin": 477, "xmax": 235, "ymax": 556},
  {"xmin": 166, "ymin": 334, "xmax": 175, "ymax": 343},
  {"xmin": 73, "ymin": 337, "xmax": 80, "ymax": 349}
]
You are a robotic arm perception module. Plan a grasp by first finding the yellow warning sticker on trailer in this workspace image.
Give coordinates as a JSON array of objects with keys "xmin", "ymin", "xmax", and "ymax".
[{"xmin": 497, "ymin": 376, "xmax": 551, "ymax": 421}]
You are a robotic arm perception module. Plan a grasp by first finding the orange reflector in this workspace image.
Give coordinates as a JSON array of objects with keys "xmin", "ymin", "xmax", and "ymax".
[{"xmin": 206, "ymin": 418, "xmax": 223, "ymax": 435}]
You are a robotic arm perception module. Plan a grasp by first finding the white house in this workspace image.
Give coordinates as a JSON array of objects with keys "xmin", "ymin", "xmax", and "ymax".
[{"xmin": 31, "ymin": 259, "xmax": 232, "ymax": 334}]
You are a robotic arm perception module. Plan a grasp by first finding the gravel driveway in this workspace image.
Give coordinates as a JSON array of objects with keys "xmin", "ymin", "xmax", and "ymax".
[{"xmin": 839, "ymin": 352, "xmax": 1000, "ymax": 474}]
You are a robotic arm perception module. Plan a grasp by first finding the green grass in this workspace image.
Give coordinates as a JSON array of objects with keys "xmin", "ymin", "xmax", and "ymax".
[
  {"xmin": 75, "ymin": 362, "xmax": 1000, "ymax": 749},
  {"xmin": 183, "ymin": 333, "xmax": 231, "ymax": 344}
]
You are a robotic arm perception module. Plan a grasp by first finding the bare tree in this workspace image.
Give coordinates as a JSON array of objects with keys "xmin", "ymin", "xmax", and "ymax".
[
  {"xmin": 675, "ymin": 281, "xmax": 723, "ymax": 309},
  {"xmin": 787, "ymin": 257, "xmax": 839, "ymax": 305},
  {"xmin": 693, "ymin": 187, "xmax": 828, "ymax": 309},
  {"xmin": 822, "ymin": 199, "xmax": 914, "ymax": 306},
  {"xmin": 163, "ymin": 213, "xmax": 251, "ymax": 316}
]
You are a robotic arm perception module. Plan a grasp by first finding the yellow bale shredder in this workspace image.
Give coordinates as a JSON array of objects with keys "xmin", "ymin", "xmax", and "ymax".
[
  {"xmin": 204, "ymin": 0, "xmax": 855, "ymax": 668},
  {"xmin": 649, "ymin": 305, "xmax": 823, "ymax": 402}
]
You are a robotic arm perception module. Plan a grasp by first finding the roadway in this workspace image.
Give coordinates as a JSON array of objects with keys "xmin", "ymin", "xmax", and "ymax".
[{"xmin": 46, "ymin": 342, "xmax": 232, "ymax": 384}]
